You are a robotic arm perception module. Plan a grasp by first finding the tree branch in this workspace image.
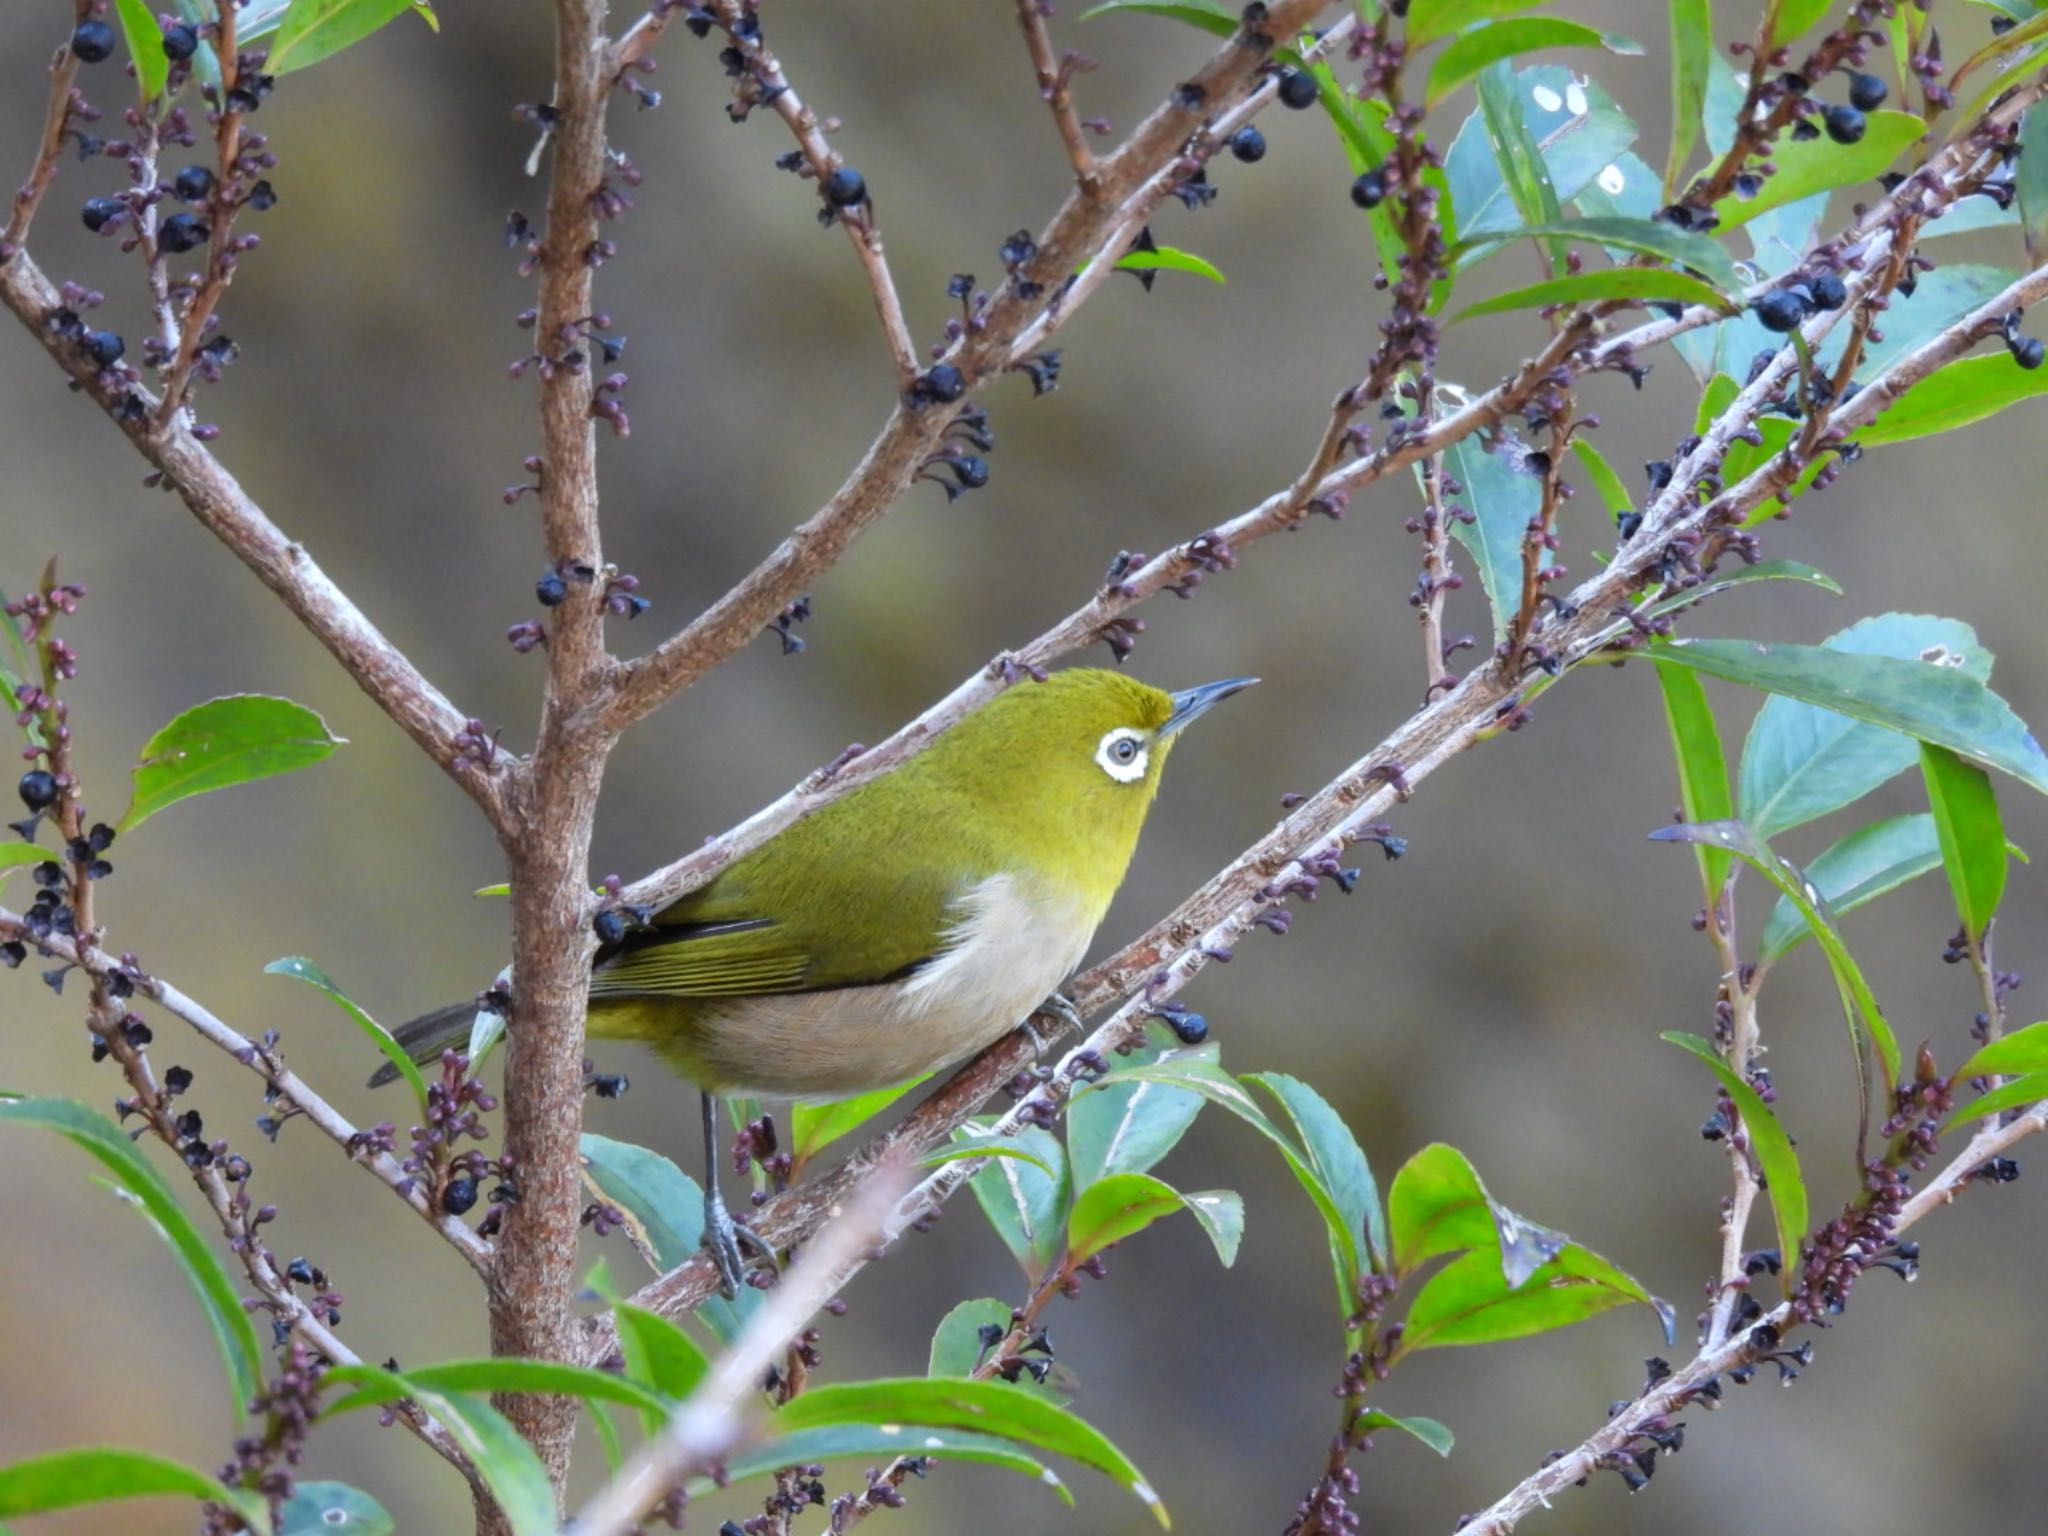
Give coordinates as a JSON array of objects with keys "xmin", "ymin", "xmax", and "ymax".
[{"xmin": 1016, "ymin": 0, "xmax": 1101, "ymax": 194}]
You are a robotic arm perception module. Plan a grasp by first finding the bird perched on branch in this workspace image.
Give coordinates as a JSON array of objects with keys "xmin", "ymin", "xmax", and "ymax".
[{"xmin": 375, "ymin": 668, "xmax": 1254, "ymax": 1293}]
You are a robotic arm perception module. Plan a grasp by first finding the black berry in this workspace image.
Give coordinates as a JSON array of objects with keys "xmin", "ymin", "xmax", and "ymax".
[
  {"xmin": 593, "ymin": 908, "xmax": 627, "ymax": 945},
  {"xmin": 1808, "ymin": 271, "xmax": 1848, "ymax": 310},
  {"xmin": 82, "ymin": 330, "xmax": 125, "ymax": 368},
  {"xmin": 919, "ymin": 363, "xmax": 966, "ymax": 403},
  {"xmin": 81, "ymin": 197, "xmax": 125, "ymax": 233},
  {"xmin": 1351, "ymin": 168, "xmax": 1387, "ymax": 209},
  {"xmin": 158, "ymin": 212, "xmax": 209, "ymax": 254},
  {"xmin": 441, "ymin": 1178, "xmax": 479, "ymax": 1216},
  {"xmin": 1228, "ymin": 126, "xmax": 1266, "ymax": 163},
  {"xmin": 2015, "ymin": 336, "xmax": 2045, "ymax": 370},
  {"xmin": 1276, "ymin": 68, "xmax": 1319, "ymax": 110},
  {"xmin": 536, "ymin": 572, "xmax": 568, "ymax": 606},
  {"xmin": 18, "ymin": 770, "xmax": 58, "ymax": 812},
  {"xmin": 162, "ymin": 23, "xmax": 199, "ymax": 61},
  {"xmin": 1823, "ymin": 104, "xmax": 1866, "ymax": 145},
  {"xmin": 1846, "ymin": 72, "xmax": 1888, "ymax": 112},
  {"xmin": 70, "ymin": 20, "xmax": 116, "ymax": 63},
  {"xmin": 246, "ymin": 179, "xmax": 277, "ymax": 211},
  {"xmin": 172, "ymin": 165, "xmax": 213, "ymax": 203},
  {"xmin": 1752, "ymin": 287, "xmax": 1810, "ymax": 333},
  {"xmin": 822, "ymin": 166, "xmax": 866, "ymax": 207}
]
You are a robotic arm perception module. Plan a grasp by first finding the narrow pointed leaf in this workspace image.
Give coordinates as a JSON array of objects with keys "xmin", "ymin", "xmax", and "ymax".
[
  {"xmin": 1078, "ymin": 0, "xmax": 1235, "ymax": 32},
  {"xmin": 1638, "ymin": 560, "xmax": 1841, "ymax": 623},
  {"xmin": 1444, "ymin": 429, "xmax": 1543, "ymax": 643},
  {"xmin": 0, "ymin": 1098, "xmax": 266, "ymax": 1414},
  {"xmin": 773, "ymin": 1379, "xmax": 1166, "ymax": 1525},
  {"xmin": 1665, "ymin": 1031, "xmax": 1806, "ymax": 1279},
  {"xmin": 1855, "ymin": 353, "xmax": 2048, "ymax": 447},
  {"xmin": 1652, "ymin": 819, "xmax": 1900, "ymax": 1088},
  {"xmin": 1921, "ymin": 744, "xmax": 2008, "ymax": 942},
  {"xmin": 0, "ymin": 1448, "xmax": 263, "ymax": 1529},
  {"xmin": 1476, "ymin": 61, "xmax": 1565, "ymax": 274},
  {"xmin": 266, "ymin": 956, "xmax": 426, "ymax": 1108},
  {"xmin": 2020, "ymin": 103, "xmax": 2048, "ymax": 264},
  {"xmin": 112, "ymin": 0, "xmax": 171, "ymax": 99},
  {"xmin": 1357, "ymin": 1410, "xmax": 1455, "ymax": 1456},
  {"xmin": 1453, "ymin": 266, "xmax": 1732, "ymax": 322},
  {"xmin": 270, "ymin": 0, "xmax": 418, "ymax": 72},
  {"xmin": 1665, "ymin": 0, "xmax": 1712, "ymax": 195},
  {"xmin": 1114, "ymin": 246, "xmax": 1226, "ymax": 283},
  {"xmin": 1944, "ymin": 1072, "xmax": 2048, "ymax": 1127},
  {"xmin": 1400, "ymin": 1241, "xmax": 1670, "ymax": 1351},
  {"xmin": 1408, "ymin": 0, "xmax": 1552, "ymax": 49},
  {"xmin": 1759, "ymin": 814, "xmax": 1945, "ymax": 965},
  {"xmin": 1657, "ymin": 663, "xmax": 1736, "ymax": 898},
  {"xmin": 1955, "ymin": 1019, "xmax": 2048, "ymax": 1084},
  {"xmin": 1250, "ymin": 1072, "xmax": 1385, "ymax": 1271},
  {"xmin": 121, "ymin": 695, "xmax": 342, "ymax": 832},
  {"xmin": 791, "ymin": 1077, "xmax": 926, "ymax": 1165},
  {"xmin": 1571, "ymin": 437, "xmax": 1632, "ymax": 516},
  {"xmin": 703, "ymin": 1424, "xmax": 1070, "ymax": 1504},
  {"xmin": 1424, "ymin": 20, "xmax": 1638, "ymax": 109},
  {"xmin": 613, "ymin": 1301, "xmax": 711, "ymax": 1431},
  {"xmin": 1454, "ymin": 215, "xmax": 1740, "ymax": 294}
]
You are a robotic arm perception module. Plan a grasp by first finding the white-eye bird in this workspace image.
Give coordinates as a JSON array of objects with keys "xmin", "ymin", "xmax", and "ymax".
[{"xmin": 378, "ymin": 668, "xmax": 1254, "ymax": 1290}]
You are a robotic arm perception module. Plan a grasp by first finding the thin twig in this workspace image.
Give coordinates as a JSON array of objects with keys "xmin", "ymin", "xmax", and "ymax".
[
  {"xmin": 566, "ymin": 1162, "xmax": 910, "ymax": 1536},
  {"xmin": 1458, "ymin": 1100, "xmax": 2048, "ymax": 1536},
  {"xmin": 0, "ymin": 910, "xmax": 495, "ymax": 1274},
  {"xmin": 1, "ymin": 4, "xmax": 86, "ymax": 249},
  {"xmin": 1015, "ymin": 0, "xmax": 1101, "ymax": 194}
]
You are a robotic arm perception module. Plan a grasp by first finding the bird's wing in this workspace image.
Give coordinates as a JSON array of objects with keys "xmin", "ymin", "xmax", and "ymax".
[{"xmin": 588, "ymin": 838, "xmax": 968, "ymax": 1000}]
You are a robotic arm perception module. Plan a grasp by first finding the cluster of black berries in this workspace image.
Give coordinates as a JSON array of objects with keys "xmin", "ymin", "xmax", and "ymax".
[{"xmin": 1751, "ymin": 267, "xmax": 1851, "ymax": 333}]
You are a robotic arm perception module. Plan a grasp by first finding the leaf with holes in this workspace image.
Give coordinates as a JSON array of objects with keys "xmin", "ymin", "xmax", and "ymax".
[{"xmin": 278, "ymin": 1481, "xmax": 392, "ymax": 1536}]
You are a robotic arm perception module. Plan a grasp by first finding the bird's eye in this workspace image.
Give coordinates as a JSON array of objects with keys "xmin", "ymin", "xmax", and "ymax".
[{"xmin": 1095, "ymin": 729, "xmax": 1149, "ymax": 783}]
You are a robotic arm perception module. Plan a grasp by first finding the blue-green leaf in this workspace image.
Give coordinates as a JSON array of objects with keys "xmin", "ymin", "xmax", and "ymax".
[
  {"xmin": 928, "ymin": 1298, "xmax": 1014, "ymax": 1378},
  {"xmin": 1454, "ymin": 216, "xmax": 1741, "ymax": 295},
  {"xmin": 0, "ymin": 1098, "xmax": 267, "ymax": 1415},
  {"xmin": 1665, "ymin": 0, "xmax": 1712, "ymax": 196},
  {"xmin": 965, "ymin": 1123, "xmax": 1071, "ymax": 1280},
  {"xmin": 279, "ymin": 1482, "xmax": 391, "ymax": 1536},
  {"xmin": 1445, "ymin": 65, "xmax": 1638, "ymax": 245},
  {"xmin": 1443, "ymin": 427, "xmax": 1542, "ymax": 643},
  {"xmin": 577, "ymin": 1132, "xmax": 755, "ymax": 1343},
  {"xmin": 702, "ymin": 1424, "xmax": 1069, "ymax": 1505},
  {"xmin": 1249, "ymin": 1072, "xmax": 1385, "ymax": 1272},
  {"xmin": 1759, "ymin": 814, "xmax": 1945, "ymax": 965},
  {"xmin": 120, "ymin": 695, "xmax": 342, "ymax": 832},
  {"xmin": 1921, "ymin": 744, "xmax": 2008, "ymax": 942},
  {"xmin": 1068, "ymin": 1025, "xmax": 1218, "ymax": 1189},
  {"xmin": 1476, "ymin": 61, "xmax": 1565, "ymax": 273},
  {"xmin": 1663, "ymin": 1031, "xmax": 1808, "ymax": 1285},
  {"xmin": 1453, "ymin": 266, "xmax": 1733, "ymax": 322},
  {"xmin": 1356, "ymin": 1410, "xmax": 1455, "ymax": 1456},
  {"xmin": 266, "ymin": 956, "xmax": 427, "ymax": 1108}
]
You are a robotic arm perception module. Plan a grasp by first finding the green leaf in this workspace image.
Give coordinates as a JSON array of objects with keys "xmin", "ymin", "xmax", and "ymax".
[
  {"xmin": 1711, "ymin": 111, "xmax": 1926, "ymax": 230},
  {"xmin": 1476, "ymin": 61, "xmax": 1565, "ymax": 274},
  {"xmin": 928, "ymin": 1298, "xmax": 1014, "ymax": 1378},
  {"xmin": 1571, "ymin": 437, "xmax": 1632, "ymax": 516},
  {"xmin": 577, "ymin": 1132, "xmax": 755, "ymax": 1343},
  {"xmin": 324, "ymin": 1372, "xmax": 551, "ymax": 1536},
  {"xmin": 0, "ymin": 1448, "xmax": 262, "ymax": 1530},
  {"xmin": 703, "ymin": 1425, "xmax": 1069, "ymax": 1505},
  {"xmin": 1856, "ymin": 353, "xmax": 2048, "ymax": 447},
  {"xmin": 612, "ymin": 1301, "xmax": 711, "ymax": 1430},
  {"xmin": 1759, "ymin": 814, "xmax": 1945, "ymax": 964},
  {"xmin": 1067, "ymin": 1024, "xmax": 1218, "ymax": 1189},
  {"xmin": 918, "ymin": 1141, "xmax": 1058, "ymax": 1176},
  {"xmin": 265, "ymin": 956, "xmax": 427, "ymax": 1107},
  {"xmin": 1957, "ymin": 1019, "xmax": 2048, "ymax": 1083},
  {"xmin": 1732, "ymin": 615, "xmax": 1995, "ymax": 838},
  {"xmin": 1638, "ymin": 559, "xmax": 1842, "ymax": 623},
  {"xmin": 1836, "ymin": 265, "xmax": 2021, "ymax": 376},
  {"xmin": 790, "ymin": 1077, "xmax": 926, "ymax": 1165},
  {"xmin": 1249, "ymin": 1072, "xmax": 1385, "ymax": 1272},
  {"xmin": 1424, "ymin": 20, "xmax": 1639, "ymax": 109},
  {"xmin": 1665, "ymin": 0, "xmax": 1712, "ymax": 196},
  {"xmin": 1384, "ymin": 1143, "xmax": 1602, "ymax": 1293},
  {"xmin": 772, "ymin": 1379, "xmax": 1166, "ymax": 1526},
  {"xmin": 279, "ymin": 1482, "xmax": 391, "ymax": 1536},
  {"xmin": 965, "ymin": 1124, "xmax": 1071, "ymax": 1279},
  {"xmin": 1453, "ymin": 266, "xmax": 1734, "ymax": 322},
  {"xmin": 1356, "ymin": 1411, "xmax": 1455, "ymax": 1457},
  {"xmin": 1944, "ymin": 1072, "xmax": 2048, "ymax": 1128},
  {"xmin": 1114, "ymin": 246, "xmax": 1226, "ymax": 284},
  {"xmin": 1179, "ymin": 1189, "xmax": 1246, "ymax": 1267},
  {"xmin": 1663, "ymin": 1032, "xmax": 1808, "ymax": 1277},
  {"xmin": 1066, "ymin": 1172, "xmax": 1189, "ymax": 1264},
  {"xmin": 1921, "ymin": 744, "xmax": 2008, "ymax": 943},
  {"xmin": 1674, "ymin": 631, "xmax": 2048, "ymax": 802},
  {"xmin": 1651, "ymin": 818, "xmax": 1901, "ymax": 1089},
  {"xmin": 1078, "ymin": 0, "xmax": 1236, "ymax": 33},
  {"xmin": 112, "ymin": 0, "xmax": 171, "ymax": 100},
  {"xmin": 121, "ymin": 695, "xmax": 342, "ymax": 832},
  {"xmin": 1408, "ymin": 0, "xmax": 1551, "ymax": 48},
  {"xmin": 1443, "ymin": 428, "xmax": 1543, "ymax": 644},
  {"xmin": 1085, "ymin": 1058, "xmax": 1365, "ymax": 1312},
  {"xmin": 1454, "ymin": 215, "xmax": 1741, "ymax": 295},
  {"xmin": 1400, "ymin": 1240, "xmax": 1669, "ymax": 1351},
  {"xmin": 325, "ymin": 1358, "xmax": 667, "ymax": 1421},
  {"xmin": 1657, "ymin": 663, "xmax": 1736, "ymax": 899},
  {"xmin": 270, "ymin": 0, "xmax": 418, "ymax": 72},
  {"xmin": 1445, "ymin": 65, "xmax": 1639, "ymax": 246},
  {"xmin": 1765, "ymin": 0, "xmax": 1836, "ymax": 46},
  {"xmin": 0, "ymin": 843, "xmax": 46, "ymax": 883},
  {"xmin": 0, "ymin": 1099, "xmax": 267, "ymax": 1414}
]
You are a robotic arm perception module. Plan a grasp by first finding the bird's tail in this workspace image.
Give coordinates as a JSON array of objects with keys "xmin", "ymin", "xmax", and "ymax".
[{"xmin": 366, "ymin": 1001, "xmax": 479, "ymax": 1087}]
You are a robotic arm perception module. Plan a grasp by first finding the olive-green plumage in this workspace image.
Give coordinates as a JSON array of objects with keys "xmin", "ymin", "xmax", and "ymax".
[{"xmin": 387, "ymin": 668, "xmax": 1251, "ymax": 1100}]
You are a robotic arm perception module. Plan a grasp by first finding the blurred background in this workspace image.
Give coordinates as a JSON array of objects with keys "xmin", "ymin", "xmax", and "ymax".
[{"xmin": 4, "ymin": 3, "xmax": 2047, "ymax": 1532}]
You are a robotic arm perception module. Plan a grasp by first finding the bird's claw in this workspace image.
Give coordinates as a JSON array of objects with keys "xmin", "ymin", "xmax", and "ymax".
[
  {"xmin": 701, "ymin": 1185, "xmax": 779, "ymax": 1299},
  {"xmin": 1036, "ymin": 991, "xmax": 1087, "ymax": 1035}
]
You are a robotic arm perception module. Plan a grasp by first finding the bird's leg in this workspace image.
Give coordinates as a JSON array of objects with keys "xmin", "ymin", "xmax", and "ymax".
[{"xmin": 700, "ymin": 1089, "xmax": 748, "ymax": 1299}]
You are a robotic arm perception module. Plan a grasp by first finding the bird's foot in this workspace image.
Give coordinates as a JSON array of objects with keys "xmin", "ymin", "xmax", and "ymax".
[
  {"xmin": 1035, "ymin": 991, "xmax": 1087, "ymax": 1036},
  {"xmin": 701, "ymin": 1187, "xmax": 780, "ymax": 1299}
]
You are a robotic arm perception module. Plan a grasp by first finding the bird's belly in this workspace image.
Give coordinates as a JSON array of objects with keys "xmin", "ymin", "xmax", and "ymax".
[{"xmin": 672, "ymin": 873, "xmax": 1099, "ymax": 1100}]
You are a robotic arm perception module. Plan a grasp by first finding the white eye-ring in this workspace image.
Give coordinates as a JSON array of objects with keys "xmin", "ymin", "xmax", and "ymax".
[{"xmin": 1095, "ymin": 728, "xmax": 1149, "ymax": 784}]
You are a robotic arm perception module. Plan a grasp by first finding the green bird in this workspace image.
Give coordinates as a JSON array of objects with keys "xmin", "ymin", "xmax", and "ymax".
[{"xmin": 379, "ymin": 668, "xmax": 1253, "ymax": 1290}]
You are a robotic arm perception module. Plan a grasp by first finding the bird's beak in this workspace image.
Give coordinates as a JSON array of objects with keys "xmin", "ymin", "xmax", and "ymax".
[{"xmin": 1161, "ymin": 676, "xmax": 1258, "ymax": 739}]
